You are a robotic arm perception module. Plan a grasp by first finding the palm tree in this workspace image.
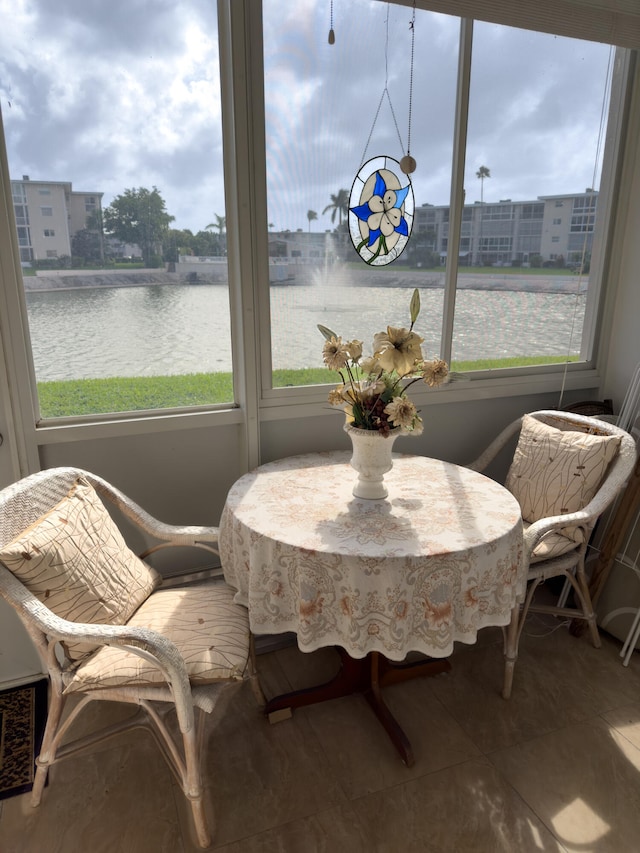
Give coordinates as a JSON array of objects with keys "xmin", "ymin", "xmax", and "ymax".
[
  {"xmin": 307, "ymin": 210, "xmax": 318, "ymax": 232},
  {"xmin": 476, "ymin": 166, "xmax": 491, "ymax": 204},
  {"xmin": 205, "ymin": 214, "xmax": 227, "ymax": 256},
  {"xmin": 475, "ymin": 166, "xmax": 490, "ymax": 265},
  {"xmin": 206, "ymin": 214, "xmax": 226, "ymax": 235},
  {"xmin": 322, "ymin": 189, "xmax": 350, "ymax": 229}
]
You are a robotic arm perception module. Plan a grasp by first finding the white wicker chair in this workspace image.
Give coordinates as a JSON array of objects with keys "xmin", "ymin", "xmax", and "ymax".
[
  {"xmin": 469, "ymin": 411, "xmax": 637, "ymax": 699},
  {"xmin": 0, "ymin": 466, "xmax": 264, "ymax": 849}
]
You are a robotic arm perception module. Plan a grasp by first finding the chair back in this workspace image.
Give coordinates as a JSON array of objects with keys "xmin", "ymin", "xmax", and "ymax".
[
  {"xmin": 0, "ymin": 467, "xmax": 85, "ymax": 549},
  {"xmin": 524, "ymin": 410, "xmax": 637, "ymax": 516}
]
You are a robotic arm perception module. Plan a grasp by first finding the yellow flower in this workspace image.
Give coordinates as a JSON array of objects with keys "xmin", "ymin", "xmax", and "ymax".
[
  {"xmin": 373, "ymin": 326, "xmax": 424, "ymax": 375},
  {"xmin": 384, "ymin": 397, "xmax": 418, "ymax": 430},
  {"xmin": 346, "ymin": 339, "xmax": 363, "ymax": 361},
  {"xmin": 357, "ymin": 379, "xmax": 385, "ymax": 400},
  {"xmin": 327, "ymin": 386, "xmax": 347, "ymax": 407},
  {"xmin": 360, "ymin": 355, "xmax": 382, "ymax": 374},
  {"xmin": 322, "ymin": 336, "xmax": 350, "ymax": 370},
  {"xmin": 422, "ymin": 358, "xmax": 449, "ymax": 387}
]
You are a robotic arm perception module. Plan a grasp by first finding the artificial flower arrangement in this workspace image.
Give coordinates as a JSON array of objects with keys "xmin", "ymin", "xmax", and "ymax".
[{"xmin": 318, "ymin": 288, "xmax": 449, "ymax": 436}]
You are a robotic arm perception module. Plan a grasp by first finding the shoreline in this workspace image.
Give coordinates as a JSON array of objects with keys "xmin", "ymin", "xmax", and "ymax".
[{"xmin": 23, "ymin": 268, "xmax": 588, "ymax": 295}]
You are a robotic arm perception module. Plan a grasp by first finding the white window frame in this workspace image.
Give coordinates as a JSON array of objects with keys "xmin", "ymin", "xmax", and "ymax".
[
  {"xmin": 245, "ymin": 4, "xmax": 632, "ymax": 415},
  {"xmin": 0, "ymin": 0, "xmax": 634, "ymax": 473}
]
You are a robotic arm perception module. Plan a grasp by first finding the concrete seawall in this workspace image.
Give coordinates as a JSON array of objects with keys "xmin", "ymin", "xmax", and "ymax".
[{"xmin": 23, "ymin": 267, "xmax": 588, "ymax": 294}]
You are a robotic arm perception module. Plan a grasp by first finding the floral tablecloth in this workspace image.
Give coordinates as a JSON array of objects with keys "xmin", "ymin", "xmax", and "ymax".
[{"xmin": 219, "ymin": 451, "xmax": 524, "ymax": 661}]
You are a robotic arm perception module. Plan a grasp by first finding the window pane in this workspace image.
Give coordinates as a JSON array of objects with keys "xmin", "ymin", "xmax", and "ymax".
[
  {"xmin": 452, "ymin": 24, "xmax": 613, "ymax": 369},
  {"xmin": 2, "ymin": 0, "xmax": 232, "ymax": 418},
  {"xmin": 264, "ymin": 0, "xmax": 457, "ymax": 388}
]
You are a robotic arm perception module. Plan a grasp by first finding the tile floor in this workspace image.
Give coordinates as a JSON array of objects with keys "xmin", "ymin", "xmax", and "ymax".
[{"xmin": 2, "ymin": 616, "xmax": 640, "ymax": 852}]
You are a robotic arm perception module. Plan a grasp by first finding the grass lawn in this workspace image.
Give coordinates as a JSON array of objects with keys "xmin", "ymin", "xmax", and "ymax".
[{"xmin": 37, "ymin": 356, "xmax": 578, "ymax": 418}]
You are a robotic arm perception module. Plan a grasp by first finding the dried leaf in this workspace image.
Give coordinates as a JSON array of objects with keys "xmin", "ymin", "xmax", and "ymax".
[
  {"xmin": 317, "ymin": 323, "xmax": 338, "ymax": 341},
  {"xmin": 410, "ymin": 288, "xmax": 420, "ymax": 325}
]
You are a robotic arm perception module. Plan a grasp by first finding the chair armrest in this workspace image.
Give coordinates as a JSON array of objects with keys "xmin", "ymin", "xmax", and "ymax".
[
  {"xmin": 467, "ymin": 418, "xmax": 523, "ymax": 473},
  {"xmin": 523, "ymin": 474, "xmax": 629, "ymax": 557},
  {"xmin": 80, "ymin": 470, "xmax": 219, "ymax": 555},
  {"xmin": 0, "ymin": 564, "xmax": 194, "ymax": 730},
  {"xmin": 523, "ymin": 512, "xmax": 591, "ymax": 555}
]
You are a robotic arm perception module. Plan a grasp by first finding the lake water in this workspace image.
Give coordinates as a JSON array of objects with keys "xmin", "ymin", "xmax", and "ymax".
[{"xmin": 25, "ymin": 281, "xmax": 587, "ymax": 382}]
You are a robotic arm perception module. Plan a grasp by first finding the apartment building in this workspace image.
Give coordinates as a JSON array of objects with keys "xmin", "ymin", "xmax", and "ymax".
[
  {"xmin": 414, "ymin": 189, "xmax": 598, "ymax": 267},
  {"xmin": 266, "ymin": 190, "xmax": 598, "ymax": 268},
  {"xmin": 10, "ymin": 176, "xmax": 102, "ymax": 264}
]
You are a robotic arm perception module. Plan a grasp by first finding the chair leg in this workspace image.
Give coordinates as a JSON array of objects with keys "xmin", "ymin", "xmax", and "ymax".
[
  {"xmin": 571, "ymin": 566, "xmax": 602, "ymax": 649},
  {"xmin": 31, "ymin": 685, "xmax": 65, "ymax": 807},
  {"xmin": 181, "ymin": 723, "xmax": 211, "ymax": 849}
]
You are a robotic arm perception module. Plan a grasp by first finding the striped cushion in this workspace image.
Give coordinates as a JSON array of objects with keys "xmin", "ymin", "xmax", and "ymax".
[
  {"xmin": 0, "ymin": 476, "xmax": 160, "ymax": 661},
  {"xmin": 65, "ymin": 582, "xmax": 250, "ymax": 692},
  {"xmin": 506, "ymin": 414, "xmax": 620, "ymax": 523}
]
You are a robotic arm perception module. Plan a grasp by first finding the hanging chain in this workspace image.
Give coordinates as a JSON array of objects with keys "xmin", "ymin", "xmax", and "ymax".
[{"xmin": 407, "ymin": 1, "xmax": 416, "ymax": 157}]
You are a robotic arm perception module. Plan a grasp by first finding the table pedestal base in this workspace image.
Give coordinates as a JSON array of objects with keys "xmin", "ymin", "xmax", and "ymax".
[{"xmin": 264, "ymin": 649, "xmax": 451, "ymax": 767}]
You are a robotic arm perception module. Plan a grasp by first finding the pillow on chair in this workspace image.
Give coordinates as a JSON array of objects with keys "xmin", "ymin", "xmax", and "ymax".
[
  {"xmin": 0, "ymin": 476, "xmax": 161, "ymax": 661},
  {"xmin": 506, "ymin": 414, "xmax": 621, "ymax": 528}
]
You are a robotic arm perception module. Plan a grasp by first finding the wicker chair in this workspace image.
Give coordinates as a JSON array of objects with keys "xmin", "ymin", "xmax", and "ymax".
[
  {"xmin": 468, "ymin": 411, "xmax": 637, "ymax": 699},
  {"xmin": 0, "ymin": 467, "xmax": 264, "ymax": 849}
]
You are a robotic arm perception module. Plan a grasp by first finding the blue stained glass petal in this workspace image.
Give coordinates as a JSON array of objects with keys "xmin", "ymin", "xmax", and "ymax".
[
  {"xmin": 395, "ymin": 217, "xmax": 409, "ymax": 237},
  {"xmin": 351, "ymin": 202, "xmax": 372, "ymax": 222},
  {"xmin": 367, "ymin": 228, "xmax": 382, "ymax": 247},
  {"xmin": 393, "ymin": 185, "xmax": 410, "ymax": 208},
  {"xmin": 373, "ymin": 172, "xmax": 387, "ymax": 197}
]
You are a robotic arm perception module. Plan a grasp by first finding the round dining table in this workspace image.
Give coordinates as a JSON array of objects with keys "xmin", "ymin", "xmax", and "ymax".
[{"xmin": 220, "ymin": 450, "xmax": 525, "ymax": 765}]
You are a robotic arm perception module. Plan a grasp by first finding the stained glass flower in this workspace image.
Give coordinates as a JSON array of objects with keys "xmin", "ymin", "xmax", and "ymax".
[{"xmin": 351, "ymin": 171, "xmax": 410, "ymax": 262}]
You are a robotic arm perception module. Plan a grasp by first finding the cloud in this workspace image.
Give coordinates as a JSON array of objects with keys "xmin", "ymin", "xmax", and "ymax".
[{"xmin": 0, "ymin": 0, "xmax": 616, "ymax": 234}]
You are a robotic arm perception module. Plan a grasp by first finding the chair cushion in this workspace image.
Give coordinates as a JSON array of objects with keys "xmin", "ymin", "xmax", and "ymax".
[
  {"xmin": 523, "ymin": 521, "xmax": 582, "ymax": 563},
  {"xmin": 64, "ymin": 582, "xmax": 250, "ymax": 692},
  {"xmin": 0, "ymin": 476, "xmax": 161, "ymax": 661},
  {"xmin": 505, "ymin": 414, "xmax": 621, "ymax": 523}
]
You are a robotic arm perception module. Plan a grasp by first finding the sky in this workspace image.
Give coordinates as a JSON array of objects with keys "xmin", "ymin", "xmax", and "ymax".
[{"xmin": 0, "ymin": 0, "xmax": 615, "ymax": 235}]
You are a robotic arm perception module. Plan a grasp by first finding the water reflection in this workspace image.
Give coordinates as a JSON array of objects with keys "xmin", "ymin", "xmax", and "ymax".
[{"xmin": 25, "ymin": 281, "xmax": 585, "ymax": 383}]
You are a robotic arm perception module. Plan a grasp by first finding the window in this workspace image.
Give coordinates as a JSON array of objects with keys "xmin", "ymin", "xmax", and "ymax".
[
  {"xmin": 0, "ymin": 0, "xmax": 632, "ymax": 427},
  {"xmin": 453, "ymin": 20, "xmax": 615, "ymax": 367},
  {"xmin": 262, "ymin": 4, "xmax": 621, "ymax": 385},
  {"xmin": 265, "ymin": 0, "xmax": 456, "ymax": 387},
  {"xmin": 521, "ymin": 204, "xmax": 544, "ymax": 220},
  {"xmin": 2, "ymin": 0, "xmax": 232, "ymax": 419}
]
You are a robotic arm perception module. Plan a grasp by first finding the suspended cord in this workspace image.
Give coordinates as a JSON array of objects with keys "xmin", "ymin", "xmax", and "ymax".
[
  {"xmin": 557, "ymin": 45, "xmax": 614, "ymax": 408},
  {"xmin": 359, "ymin": 4, "xmax": 405, "ymax": 168}
]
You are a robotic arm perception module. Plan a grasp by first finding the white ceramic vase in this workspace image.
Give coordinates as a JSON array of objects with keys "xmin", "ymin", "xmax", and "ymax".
[{"xmin": 344, "ymin": 424, "xmax": 401, "ymax": 499}]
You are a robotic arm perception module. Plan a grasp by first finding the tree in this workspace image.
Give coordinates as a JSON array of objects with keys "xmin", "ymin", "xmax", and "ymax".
[
  {"xmin": 476, "ymin": 165, "xmax": 491, "ymax": 204},
  {"xmin": 322, "ymin": 189, "xmax": 350, "ymax": 229},
  {"xmin": 475, "ymin": 166, "xmax": 491, "ymax": 265},
  {"xmin": 71, "ymin": 228, "xmax": 103, "ymax": 264},
  {"xmin": 103, "ymin": 186, "xmax": 174, "ymax": 266},
  {"xmin": 307, "ymin": 209, "xmax": 318, "ymax": 232},
  {"xmin": 205, "ymin": 214, "xmax": 226, "ymax": 256}
]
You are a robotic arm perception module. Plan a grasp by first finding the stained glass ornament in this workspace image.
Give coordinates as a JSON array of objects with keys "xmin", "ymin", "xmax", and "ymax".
[{"xmin": 349, "ymin": 155, "xmax": 414, "ymax": 266}]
